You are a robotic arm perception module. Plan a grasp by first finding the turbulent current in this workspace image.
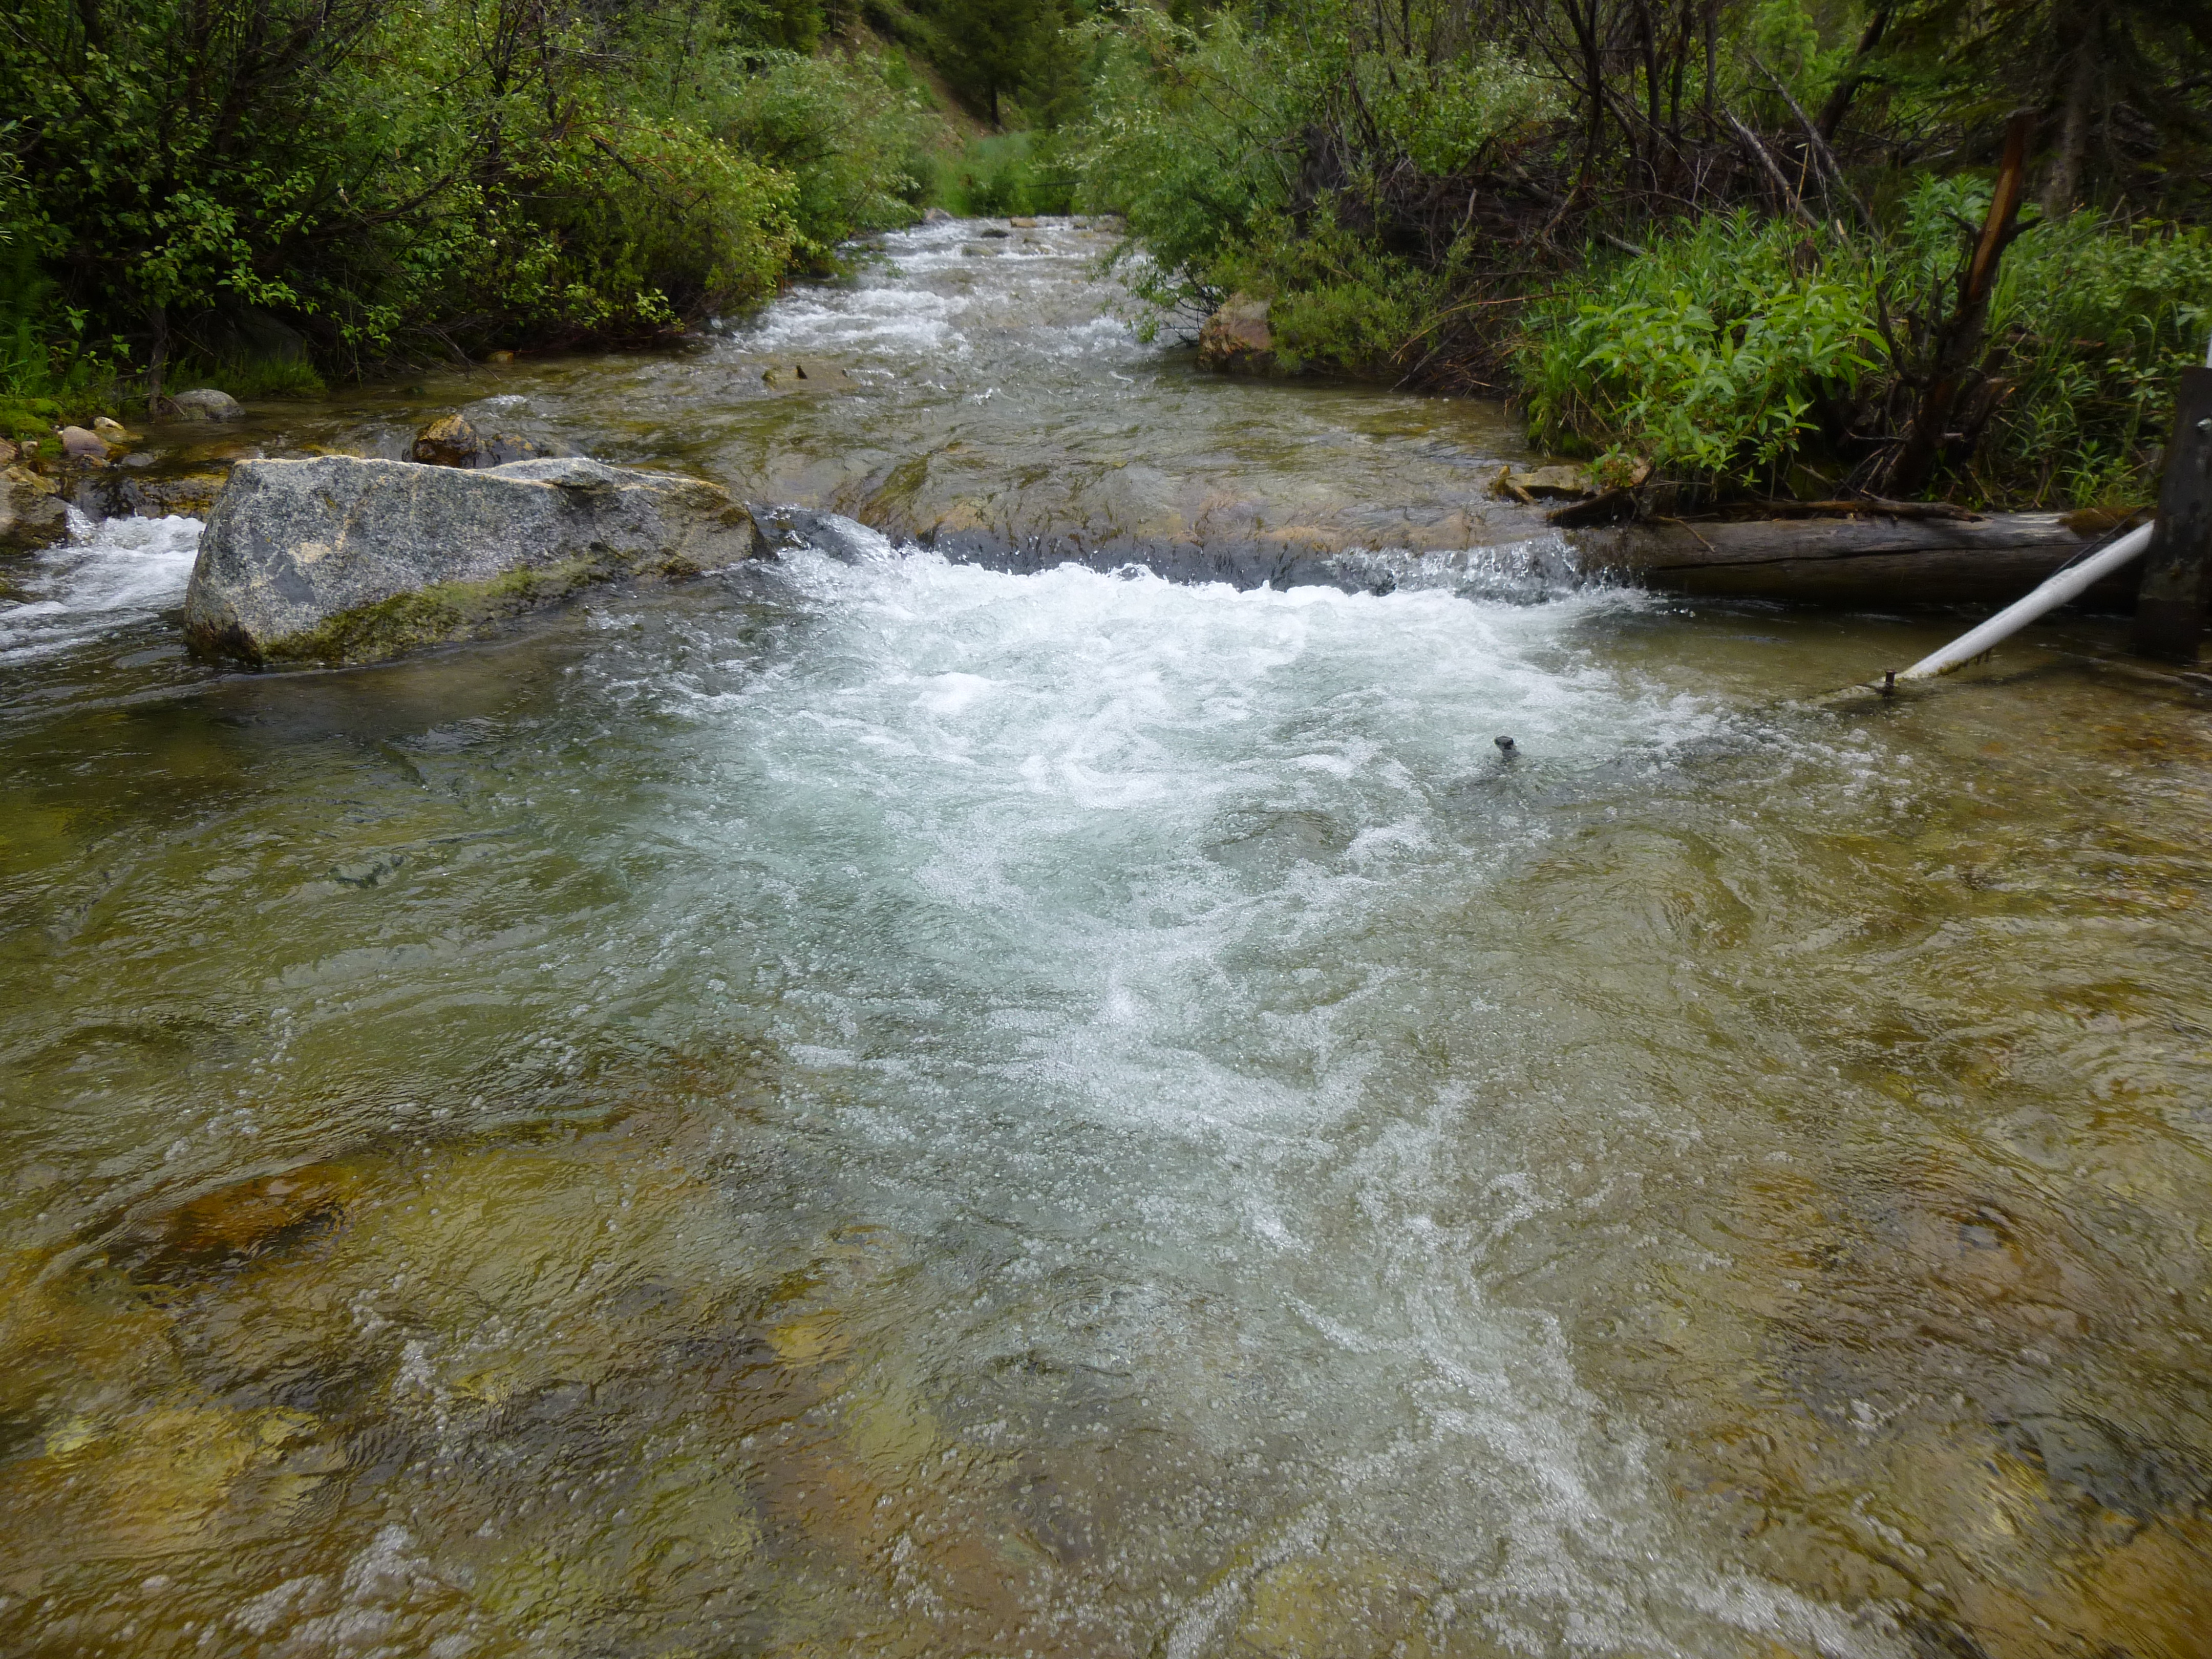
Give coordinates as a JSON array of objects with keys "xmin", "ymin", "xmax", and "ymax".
[{"xmin": 5, "ymin": 220, "xmax": 2212, "ymax": 1659}]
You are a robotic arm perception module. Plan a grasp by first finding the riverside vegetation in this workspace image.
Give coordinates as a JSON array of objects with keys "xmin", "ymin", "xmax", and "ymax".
[
  {"xmin": 4, "ymin": 0, "xmax": 2210, "ymax": 507},
  {"xmin": 1070, "ymin": 0, "xmax": 2212, "ymax": 509}
]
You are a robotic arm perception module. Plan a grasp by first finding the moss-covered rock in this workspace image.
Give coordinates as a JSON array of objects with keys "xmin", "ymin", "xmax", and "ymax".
[{"xmin": 183, "ymin": 454, "xmax": 773, "ymax": 666}]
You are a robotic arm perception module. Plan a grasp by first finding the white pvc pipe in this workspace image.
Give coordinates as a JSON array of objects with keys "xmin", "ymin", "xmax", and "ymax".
[{"xmin": 1894, "ymin": 521, "xmax": 2155, "ymax": 682}]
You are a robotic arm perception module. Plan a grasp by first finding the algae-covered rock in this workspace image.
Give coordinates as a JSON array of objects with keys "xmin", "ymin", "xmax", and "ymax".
[
  {"xmin": 1239, "ymin": 1553, "xmax": 1442, "ymax": 1658},
  {"xmin": 183, "ymin": 454, "xmax": 771, "ymax": 665},
  {"xmin": 0, "ymin": 1403, "xmax": 342, "ymax": 1561},
  {"xmin": 125, "ymin": 1162, "xmax": 363, "ymax": 1281},
  {"xmin": 1492, "ymin": 463, "xmax": 1594, "ymax": 501}
]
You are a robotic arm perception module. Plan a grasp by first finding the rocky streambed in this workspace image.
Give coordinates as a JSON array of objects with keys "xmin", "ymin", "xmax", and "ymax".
[{"xmin": 4, "ymin": 218, "xmax": 2212, "ymax": 1659}]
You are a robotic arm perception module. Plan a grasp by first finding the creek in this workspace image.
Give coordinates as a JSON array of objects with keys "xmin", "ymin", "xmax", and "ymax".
[{"xmin": 4, "ymin": 218, "xmax": 2211, "ymax": 1658}]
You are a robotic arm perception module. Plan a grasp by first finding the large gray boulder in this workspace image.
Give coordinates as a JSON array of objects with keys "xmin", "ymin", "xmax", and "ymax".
[{"xmin": 184, "ymin": 455, "xmax": 768, "ymax": 665}]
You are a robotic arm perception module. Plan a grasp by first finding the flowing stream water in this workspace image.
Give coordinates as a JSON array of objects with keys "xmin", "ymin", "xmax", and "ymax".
[{"xmin": 5, "ymin": 219, "xmax": 2212, "ymax": 1659}]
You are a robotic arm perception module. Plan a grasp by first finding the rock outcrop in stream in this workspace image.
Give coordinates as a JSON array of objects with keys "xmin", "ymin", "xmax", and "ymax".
[
  {"xmin": 1197, "ymin": 294, "xmax": 1276, "ymax": 374},
  {"xmin": 184, "ymin": 455, "xmax": 768, "ymax": 665},
  {"xmin": 2, "ymin": 463, "xmax": 69, "ymax": 552}
]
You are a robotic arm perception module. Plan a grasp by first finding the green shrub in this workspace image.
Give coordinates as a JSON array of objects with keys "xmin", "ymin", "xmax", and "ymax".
[
  {"xmin": 0, "ymin": 0, "xmax": 927, "ymax": 386},
  {"xmin": 1070, "ymin": 6, "xmax": 1546, "ymax": 374},
  {"xmin": 921, "ymin": 132, "xmax": 1073, "ymax": 217},
  {"xmin": 1521, "ymin": 190, "xmax": 2212, "ymax": 505},
  {"xmin": 180, "ymin": 354, "xmax": 329, "ymax": 400},
  {"xmin": 1213, "ymin": 214, "xmax": 1443, "ymax": 376},
  {"xmin": 1520, "ymin": 213, "xmax": 1883, "ymax": 486},
  {"xmin": 1071, "ymin": 12, "xmax": 1300, "ymax": 312},
  {"xmin": 1983, "ymin": 215, "xmax": 2212, "ymax": 506},
  {"xmin": 1351, "ymin": 44, "xmax": 1561, "ymax": 177}
]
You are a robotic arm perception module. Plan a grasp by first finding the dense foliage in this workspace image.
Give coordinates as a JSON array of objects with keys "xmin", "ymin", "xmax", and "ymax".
[
  {"xmin": 1522, "ymin": 204, "xmax": 2212, "ymax": 505},
  {"xmin": 0, "ymin": 0, "xmax": 931, "ymax": 402},
  {"xmin": 5, "ymin": 0, "xmax": 2208, "ymax": 506},
  {"xmin": 1070, "ymin": 0, "xmax": 2212, "ymax": 505}
]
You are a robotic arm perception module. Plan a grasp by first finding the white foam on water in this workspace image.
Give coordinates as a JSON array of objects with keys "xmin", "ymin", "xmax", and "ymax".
[
  {"xmin": 0, "ymin": 509, "xmax": 203, "ymax": 666},
  {"xmin": 746, "ymin": 283, "xmax": 970, "ymax": 358},
  {"xmin": 736, "ymin": 218, "xmax": 1139, "ymax": 367},
  {"xmin": 624, "ymin": 553, "xmax": 1899, "ymax": 1651},
  {"xmin": 672, "ymin": 546, "xmax": 1699, "ymax": 1132}
]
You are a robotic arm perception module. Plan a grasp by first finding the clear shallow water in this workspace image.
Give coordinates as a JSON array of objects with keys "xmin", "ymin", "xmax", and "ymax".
[{"xmin": 6, "ymin": 223, "xmax": 2212, "ymax": 1659}]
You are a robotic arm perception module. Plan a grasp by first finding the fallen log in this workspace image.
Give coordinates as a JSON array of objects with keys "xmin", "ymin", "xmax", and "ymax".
[{"xmin": 1569, "ymin": 510, "xmax": 2144, "ymax": 608}]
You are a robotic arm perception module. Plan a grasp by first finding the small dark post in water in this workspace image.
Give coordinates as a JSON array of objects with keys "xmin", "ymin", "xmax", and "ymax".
[{"xmin": 2132, "ymin": 365, "xmax": 2212, "ymax": 661}]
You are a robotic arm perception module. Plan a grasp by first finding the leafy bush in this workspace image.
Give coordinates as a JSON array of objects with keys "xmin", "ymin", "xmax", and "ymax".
[
  {"xmin": 1071, "ymin": 6, "xmax": 1551, "ymax": 374},
  {"xmin": 1521, "ymin": 214, "xmax": 1883, "ymax": 486},
  {"xmin": 924, "ymin": 132, "xmax": 1072, "ymax": 216},
  {"xmin": 1984, "ymin": 216, "xmax": 2212, "ymax": 505},
  {"xmin": 1071, "ymin": 12, "xmax": 1300, "ymax": 312},
  {"xmin": 1522, "ymin": 190, "xmax": 2212, "ymax": 504},
  {"xmin": 705, "ymin": 52, "xmax": 930, "ymax": 268},
  {"xmin": 1213, "ymin": 214, "xmax": 1444, "ymax": 375},
  {"xmin": 0, "ymin": 0, "xmax": 927, "ymax": 388},
  {"xmin": 1352, "ymin": 44, "xmax": 1561, "ymax": 177}
]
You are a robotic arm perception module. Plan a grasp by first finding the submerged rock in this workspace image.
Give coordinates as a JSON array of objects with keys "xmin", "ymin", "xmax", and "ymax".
[
  {"xmin": 167, "ymin": 388, "xmax": 245, "ymax": 421},
  {"xmin": 1197, "ymin": 294, "xmax": 1275, "ymax": 374},
  {"xmin": 184, "ymin": 454, "xmax": 770, "ymax": 665},
  {"xmin": 759, "ymin": 359, "xmax": 856, "ymax": 392},
  {"xmin": 2, "ymin": 464, "xmax": 68, "ymax": 552},
  {"xmin": 127, "ymin": 1162, "xmax": 363, "ymax": 1281},
  {"xmin": 71, "ymin": 463, "xmax": 230, "ymax": 521},
  {"xmin": 752, "ymin": 504, "xmax": 890, "ymax": 563}
]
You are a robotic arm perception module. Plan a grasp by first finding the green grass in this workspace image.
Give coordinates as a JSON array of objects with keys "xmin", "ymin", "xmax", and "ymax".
[{"xmin": 179, "ymin": 354, "xmax": 328, "ymax": 400}]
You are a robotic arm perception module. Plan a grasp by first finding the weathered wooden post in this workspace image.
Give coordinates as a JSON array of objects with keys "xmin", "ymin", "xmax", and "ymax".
[{"xmin": 2132, "ymin": 363, "xmax": 2212, "ymax": 661}]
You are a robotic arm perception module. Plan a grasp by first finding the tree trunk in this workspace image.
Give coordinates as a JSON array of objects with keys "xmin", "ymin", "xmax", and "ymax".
[
  {"xmin": 1874, "ymin": 113, "xmax": 2031, "ymax": 499},
  {"xmin": 1814, "ymin": 5, "xmax": 1890, "ymax": 142},
  {"xmin": 146, "ymin": 301, "xmax": 169, "ymax": 410},
  {"xmin": 2040, "ymin": 26, "xmax": 2098, "ymax": 218},
  {"xmin": 1570, "ymin": 510, "xmax": 2132, "ymax": 608}
]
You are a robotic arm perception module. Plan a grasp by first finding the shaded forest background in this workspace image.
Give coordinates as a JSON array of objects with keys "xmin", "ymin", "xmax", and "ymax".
[{"xmin": 4, "ymin": 0, "xmax": 2209, "ymax": 505}]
